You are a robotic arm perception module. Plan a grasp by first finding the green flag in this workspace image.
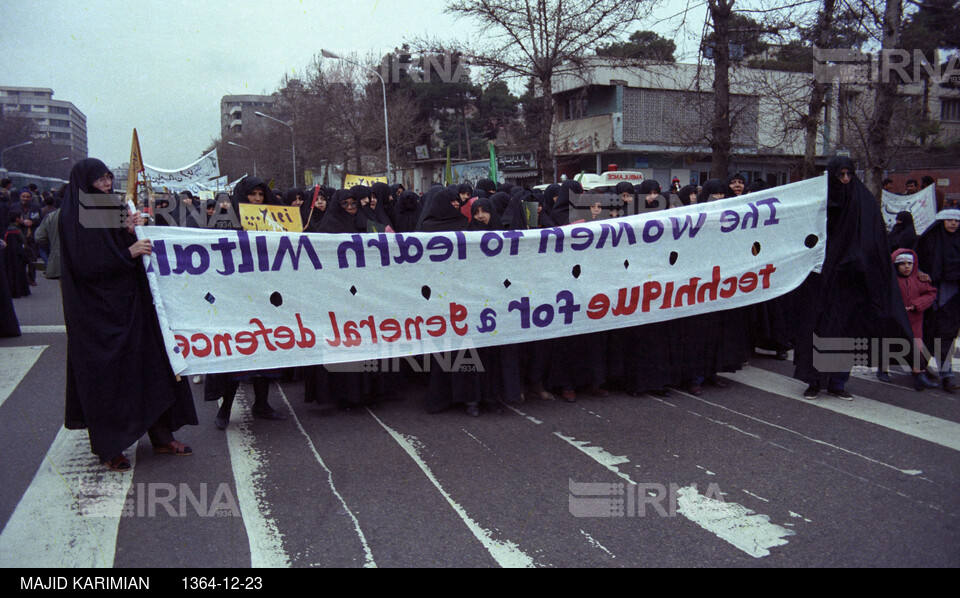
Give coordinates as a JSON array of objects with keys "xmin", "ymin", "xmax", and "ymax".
[
  {"xmin": 488, "ymin": 141, "xmax": 498, "ymax": 183},
  {"xmin": 444, "ymin": 146, "xmax": 453, "ymax": 185}
]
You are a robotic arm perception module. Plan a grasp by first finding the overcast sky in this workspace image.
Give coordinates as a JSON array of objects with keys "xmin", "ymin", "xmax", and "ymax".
[{"xmin": 3, "ymin": 0, "xmax": 706, "ymax": 170}]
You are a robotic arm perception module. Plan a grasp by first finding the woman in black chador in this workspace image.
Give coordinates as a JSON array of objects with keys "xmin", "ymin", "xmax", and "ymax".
[
  {"xmin": 204, "ymin": 177, "xmax": 287, "ymax": 428},
  {"xmin": 918, "ymin": 208, "xmax": 960, "ymax": 390},
  {"xmin": 418, "ymin": 187, "xmax": 487, "ymax": 415},
  {"xmin": 60, "ymin": 159, "xmax": 197, "ymax": 471},
  {"xmin": 793, "ymin": 157, "xmax": 912, "ymax": 399},
  {"xmin": 0, "ymin": 230, "xmax": 21, "ymax": 337}
]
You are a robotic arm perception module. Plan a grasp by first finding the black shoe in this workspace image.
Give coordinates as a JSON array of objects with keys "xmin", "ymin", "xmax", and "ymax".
[
  {"xmin": 802, "ymin": 384, "xmax": 820, "ymax": 399},
  {"xmin": 828, "ymin": 388, "xmax": 853, "ymax": 401},
  {"xmin": 215, "ymin": 407, "xmax": 231, "ymax": 430},
  {"xmin": 914, "ymin": 372, "xmax": 938, "ymax": 391}
]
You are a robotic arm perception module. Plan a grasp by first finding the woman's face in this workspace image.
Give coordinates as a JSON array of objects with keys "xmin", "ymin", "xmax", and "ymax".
[
  {"xmin": 688, "ymin": 192, "xmax": 698, "ymax": 205},
  {"xmin": 92, "ymin": 172, "xmax": 113, "ymax": 194},
  {"xmin": 369, "ymin": 195, "xmax": 378, "ymax": 209},
  {"xmin": 474, "ymin": 207, "xmax": 490, "ymax": 225},
  {"xmin": 945, "ymin": 219, "xmax": 959, "ymax": 233},
  {"xmin": 340, "ymin": 197, "xmax": 358, "ymax": 215},
  {"xmin": 247, "ymin": 188, "xmax": 265, "ymax": 204},
  {"xmin": 620, "ymin": 191, "xmax": 633, "ymax": 204},
  {"xmin": 291, "ymin": 195, "xmax": 303, "ymax": 207},
  {"xmin": 317, "ymin": 197, "xmax": 327, "ymax": 211},
  {"xmin": 729, "ymin": 179, "xmax": 745, "ymax": 195},
  {"xmin": 837, "ymin": 168, "xmax": 853, "ymax": 185},
  {"xmin": 590, "ymin": 202, "xmax": 602, "ymax": 218},
  {"xmin": 645, "ymin": 192, "xmax": 659, "ymax": 205},
  {"xmin": 451, "ymin": 197, "xmax": 461, "ymax": 209},
  {"xmin": 459, "ymin": 191, "xmax": 471, "ymax": 202}
]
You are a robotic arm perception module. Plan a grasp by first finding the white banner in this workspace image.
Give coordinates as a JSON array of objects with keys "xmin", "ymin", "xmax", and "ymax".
[
  {"xmin": 144, "ymin": 150, "xmax": 220, "ymax": 190},
  {"xmin": 881, "ymin": 185, "xmax": 937, "ymax": 234},
  {"xmin": 139, "ymin": 176, "xmax": 828, "ymax": 376}
]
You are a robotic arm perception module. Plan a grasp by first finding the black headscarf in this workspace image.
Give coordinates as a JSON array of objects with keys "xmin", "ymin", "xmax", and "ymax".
[
  {"xmin": 301, "ymin": 185, "xmax": 330, "ymax": 232},
  {"xmin": 543, "ymin": 184, "xmax": 561, "ymax": 214},
  {"xmin": 501, "ymin": 188, "xmax": 532, "ymax": 230},
  {"xmin": 418, "ymin": 187, "xmax": 467, "ymax": 232},
  {"xmin": 677, "ymin": 184, "xmax": 698, "ymax": 206},
  {"xmin": 552, "ymin": 180, "xmax": 583, "ymax": 226},
  {"xmin": 475, "ymin": 178, "xmax": 497, "ymax": 199},
  {"xmin": 317, "ymin": 189, "xmax": 360, "ymax": 234},
  {"xmin": 467, "ymin": 197, "xmax": 503, "ymax": 231},
  {"xmin": 888, "ymin": 210, "xmax": 918, "ymax": 253},
  {"xmin": 392, "ymin": 190, "xmax": 422, "ymax": 233},
  {"xmin": 918, "ymin": 211, "xmax": 960, "ymax": 283},
  {"xmin": 726, "ymin": 172, "xmax": 746, "ymax": 197},
  {"xmin": 698, "ymin": 179, "xmax": 727, "ymax": 203},
  {"xmin": 366, "ymin": 182, "xmax": 395, "ymax": 228}
]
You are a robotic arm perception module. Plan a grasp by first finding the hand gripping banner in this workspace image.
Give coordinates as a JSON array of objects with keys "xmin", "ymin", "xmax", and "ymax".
[{"xmin": 139, "ymin": 176, "xmax": 827, "ymax": 375}]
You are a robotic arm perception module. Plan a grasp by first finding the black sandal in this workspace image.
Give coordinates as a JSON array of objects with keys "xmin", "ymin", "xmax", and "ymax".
[{"xmin": 103, "ymin": 454, "xmax": 132, "ymax": 472}]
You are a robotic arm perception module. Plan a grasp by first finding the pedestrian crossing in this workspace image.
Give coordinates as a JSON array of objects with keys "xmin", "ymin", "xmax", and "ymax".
[{"xmin": 1, "ymin": 346, "xmax": 958, "ymax": 568}]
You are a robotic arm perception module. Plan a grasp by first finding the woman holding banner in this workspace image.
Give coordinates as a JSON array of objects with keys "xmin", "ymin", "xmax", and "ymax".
[
  {"xmin": 793, "ymin": 157, "xmax": 912, "ymax": 399},
  {"xmin": 204, "ymin": 177, "xmax": 287, "ymax": 429},
  {"xmin": 60, "ymin": 158, "xmax": 197, "ymax": 471}
]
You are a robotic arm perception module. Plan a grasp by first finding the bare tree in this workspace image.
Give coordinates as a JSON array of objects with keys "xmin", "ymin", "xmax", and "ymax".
[
  {"xmin": 863, "ymin": 0, "xmax": 904, "ymax": 197},
  {"xmin": 442, "ymin": 0, "xmax": 661, "ymax": 182}
]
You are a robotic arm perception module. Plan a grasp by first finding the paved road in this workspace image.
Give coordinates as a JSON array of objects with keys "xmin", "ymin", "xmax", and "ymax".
[{"xmin": 1, "ymin": 276, "xmax": 958, "ymax": 568}]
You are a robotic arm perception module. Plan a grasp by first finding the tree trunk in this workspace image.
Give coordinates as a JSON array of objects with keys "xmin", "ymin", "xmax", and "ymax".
[
  {"xmin": 802, "ymin": 0, "xmax": 836, "ymax": 179},
  {"xmin": 709, "ymin": 0, "xmax": 734, "ymax": 180},
  {"xmin": 864, "ymin": 0, "xmax": 903, "ymax": 200},
  {"xmin": 539, "ymin": 77, "xmax": 556, "ymax": 183}
]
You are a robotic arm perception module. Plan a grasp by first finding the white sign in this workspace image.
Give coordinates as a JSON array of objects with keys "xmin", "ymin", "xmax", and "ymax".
[
  {"xmin": 139, "ymin": 177, "xmax": 828, "ymax": 376},
  {"xmin": 144, "ymin": 150, "xmax": 220, "ymax": 190},
  {"xmin": 881, "ymin": 185, "xmax": 937, "ymax": 235}
]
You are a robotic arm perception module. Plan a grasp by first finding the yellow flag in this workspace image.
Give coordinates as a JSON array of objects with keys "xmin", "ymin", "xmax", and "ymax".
[{"xmin": 126, "ymin": 129, "xmax": 145, "ymax": 204}]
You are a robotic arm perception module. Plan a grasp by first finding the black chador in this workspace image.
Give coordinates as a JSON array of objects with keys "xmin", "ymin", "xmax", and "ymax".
[{"xmin": 60, "ymin": 159, "xmax": 197, "ymax": 460}]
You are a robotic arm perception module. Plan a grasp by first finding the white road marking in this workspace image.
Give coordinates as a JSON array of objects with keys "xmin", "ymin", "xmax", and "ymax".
[
  {"xmin": 0, "ymin": 345, "xmax": 46, "ymax": 408},
  {"xmin": 579, "ymin": 529, "xmax": 616, "ymax": 559},
  {"xmin": 675, "ymin": 388, "xmax": 925, "ymax": 476},
  {"xmin": 553, "ymin": 433, "xmax": 637, "ymax": 485},
  {"xmin": 0, "ymin": 426, "xmax": 135, "ymax": 567},
  {"xmin": 726, "ymin": 365, "xmax": 960, "ymax": 453},
  {"xmin": 676, "ymin": 485, "xmax": 795, "ymax": 559},
  {"xmin": 19, "ymin": 325, "xmax": 66, "ymax": 334},
  {"xmin": 274, "ymin": 386, "xmax": 376, "ymax": 568},
  {"xmin": 222, "ymin": 389, "xmax": 291, "ymax": 568},
  {"xmin": 366, "ymin": 409, "xmax": 536, "ymax": 568}
]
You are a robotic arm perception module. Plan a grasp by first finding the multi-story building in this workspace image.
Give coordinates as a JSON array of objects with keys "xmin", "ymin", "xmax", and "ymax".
[
  {"xmin": 549, "ymin": 57, "xmax": 960, "ymax": 188},
  {"xmin": 220, "ymin": 94, "xmax": 277, "ymax": 140},
  {"xmin": 0, "ymin": 86, "xmax": 87, "ymax": 159}
]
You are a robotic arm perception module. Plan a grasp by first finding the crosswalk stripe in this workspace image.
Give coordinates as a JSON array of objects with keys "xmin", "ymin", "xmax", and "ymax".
[
  {"xmin": 0, "ymin": 345, "xmax": 47, "ymax": 408},
  {"xmin": 725, "ymin": 365, "xmax": 960, "ymax": 452},
  {"xmin": 0, "ymin": 426, "xmax": 134, "ymax": 567},
  {"xmin": 19, "ymin": 325, "xmax": 66, "ymax": 334},
  {"xmin": 221, "ymin": 388, "xmax": 291, "ymax": 568}
]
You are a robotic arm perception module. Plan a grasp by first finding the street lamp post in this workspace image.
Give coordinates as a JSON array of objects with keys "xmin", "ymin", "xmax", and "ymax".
[
  {"xmin": 321, "ymin": 49, "xmax": 391, "ymax": 181},
  {"xmin": 254, "ymin": 111, "xmax": 296, "ymax": 187},
  {"xmin": 1, "ymin": 141, "xmax": 33, "ymax": 171},
  {"xmin": 227, "ymin": 141, "xmax": 257, "ymax": 178}
]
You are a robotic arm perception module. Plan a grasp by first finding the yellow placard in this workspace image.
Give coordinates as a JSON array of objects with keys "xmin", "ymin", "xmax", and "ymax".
[
  {"xmin": 344, "ymin": 174, "xmax": 387, "ymax": 188},
  {"xmin": 239, "ymin": 204, "xmax": 303, "ymax": 232}
]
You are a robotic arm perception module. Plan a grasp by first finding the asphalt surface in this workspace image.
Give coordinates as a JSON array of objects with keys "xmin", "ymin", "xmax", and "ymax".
[{"xmin": 1, "ymin": 275, "xmax": 958, "ymax": 568}]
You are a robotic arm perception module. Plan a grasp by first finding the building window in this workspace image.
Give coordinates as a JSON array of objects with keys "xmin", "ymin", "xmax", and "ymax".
[
  {"xmin": 564, "ymin": 96, "xmax": 587, "ymax": 120},
  {"xmin": 942, "ymin": 99, "xmax": 960, "ymax": 122}
]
